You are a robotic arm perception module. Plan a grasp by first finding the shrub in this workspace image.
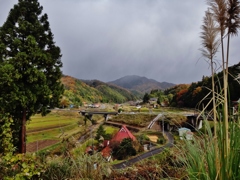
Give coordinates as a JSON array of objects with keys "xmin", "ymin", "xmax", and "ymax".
[
  {"xmin": 157, "ymin": 137, "xmax": 166, "ymax": 144},
  {"xmin": 0, "ymin": 115, "xmax": 45, "ymax": 179},
  {"xmin": 112, "ymin": 138, "xmax": 137, "ymax": 160}
]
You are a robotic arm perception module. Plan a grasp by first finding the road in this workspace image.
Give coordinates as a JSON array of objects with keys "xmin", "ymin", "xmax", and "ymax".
[{"xmin": 112, "ymin": 131, "xmax": 174, "ymax": 169}]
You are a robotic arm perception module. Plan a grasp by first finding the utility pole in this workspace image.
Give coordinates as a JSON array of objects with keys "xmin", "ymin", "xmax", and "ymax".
[
  {"xmin": 91, "ymin": 125, "xmax": 94, "ymax": 154},
  {"xmin": 162, "ymin": 118, "xmax": 164, "ymax": 135}
]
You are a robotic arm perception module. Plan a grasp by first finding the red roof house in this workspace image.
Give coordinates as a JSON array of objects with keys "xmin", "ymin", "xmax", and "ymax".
[
  {"xmin": 99, "ymin": 125, "xmax": 137, "ymax": 161},
  {"xmin": 111, "ymin": 125, "xmax": 136, "ymax": 143},
  {"xmin": 101, "ymin": 146, "xmax": 112, "ymax": 161},
  {"xmin": 85, "ymin": 146, "xmax": 97, "ymax": 155}
]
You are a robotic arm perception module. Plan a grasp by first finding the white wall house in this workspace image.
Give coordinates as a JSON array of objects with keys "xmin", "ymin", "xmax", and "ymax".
[{"xmin": 178, "ymin": 127, "xmax": 193, "ymax": 140}]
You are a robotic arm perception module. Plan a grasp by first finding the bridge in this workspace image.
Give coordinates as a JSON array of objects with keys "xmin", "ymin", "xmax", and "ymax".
[
  {"xmin": 147, "ymin": 113, "xmax": 163, "ymax": 129},
  {"xmin": 147, "ymin": 113, "xmax": 204, "ymax": 132},
  {"xmin": 79, "ymin": 110, "xmax": 118, "ymax": 121}
]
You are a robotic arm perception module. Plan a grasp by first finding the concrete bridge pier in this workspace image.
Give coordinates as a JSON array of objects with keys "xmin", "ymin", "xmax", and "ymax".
[
  {"xmin": 80, "ymin": 111, "xmax": 86, "ymax": 116},
  {"xmin": 104, "ymin": 114, "xmax": 109, "ymax": 121},
  {"xmin": 159, "ymin": 121, "xmax": 170, "ymax": 132},
  {"xmin": 86, "ymin": 114, "xmax": 93, "ymax": 121},
  {"xmin": 186, "ymin": 115, "xmax": 204, "ymax": 130},
  {"xmin": 163, "ymin": 122, "xmax": 170, "ymax": 131}
]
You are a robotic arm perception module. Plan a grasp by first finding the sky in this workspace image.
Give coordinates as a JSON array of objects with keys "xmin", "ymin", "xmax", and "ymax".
[{"xmin": 0, "ymin": 0, "xmax": 240, "ymax": 84}]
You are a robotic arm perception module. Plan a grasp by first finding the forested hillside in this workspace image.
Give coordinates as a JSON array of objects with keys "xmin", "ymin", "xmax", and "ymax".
[
  {"xmin": 61, "ymin": 61, "xmax": 240, "ymax": 109},
  {"xmin": 83, "ymin": 79, "xmax": 137, "ymax": 103},
  {"xmin": 60, "ymin": 76, "xmax": 137, "ymax": 107},
  {"xmin": 164, "ymin": 62, "xmax": 240, "ymax": 109}
]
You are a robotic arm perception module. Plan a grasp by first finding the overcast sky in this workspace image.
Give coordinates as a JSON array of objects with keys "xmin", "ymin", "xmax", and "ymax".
[{"xmin": 1, "ymin": 0, "xmax": 240, "ymax": 84}]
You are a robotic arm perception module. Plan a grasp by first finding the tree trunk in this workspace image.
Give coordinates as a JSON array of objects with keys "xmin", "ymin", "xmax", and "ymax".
[{"xmin": 20, "ymin": 109, "xmax": 26, "ymax": 153}]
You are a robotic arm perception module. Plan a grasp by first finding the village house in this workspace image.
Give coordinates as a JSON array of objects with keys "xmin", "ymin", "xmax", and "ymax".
[
  {"xmin": 149, "ymin": 97, "xmax": 158, "ymax": 104},
  {"xmin": 232, "ymin": 98, "xmax": 240, "ymax": 114},
  {"xmin": 100, "ymin": 125, "xmax": 137, "ymax": 161},
  {"xmin": 178, "ymin": 127, "xmax": 193, "ymax": 140},
  {"xmin": 85, "ymin": 125, "xmax": 137, "ymax": 161},
  {"xmin": 111, "ymin": 125, "xmax": 136, "ymax": 143}
]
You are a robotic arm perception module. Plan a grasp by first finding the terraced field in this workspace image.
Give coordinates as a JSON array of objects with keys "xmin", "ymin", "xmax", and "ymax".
[{"xmin": 26, "ymin": 110, "xmax": 86, "ymax": 152}]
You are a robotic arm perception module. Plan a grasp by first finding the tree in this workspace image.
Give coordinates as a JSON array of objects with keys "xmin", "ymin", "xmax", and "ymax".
[
  {"xmin": 167, "ymin": 93, "xmax": 173, "ymax": 103},
  {"xmin": 95, "ymin": 125, "xmax": 106, "ymax": 141},
  {"xmin": 143, "ymin": 93, "xmax": 150, "ymax": 103},
  {"xmin": 112, "ymin": 138, "xmax": 136, "ymax": 160},
  {"xmin": 60, "ymin": 97, "xmax": 70, "ymax": 108},
  {"xmin": 0, "ymin": 0, "xmax": 63, "ymax": 153}
]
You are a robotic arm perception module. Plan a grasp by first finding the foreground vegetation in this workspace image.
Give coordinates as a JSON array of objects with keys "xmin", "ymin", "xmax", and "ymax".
[
  {"xmin": 1, "ymin": 104, "xmax": 239, "ymax": 179},
  {"xmin": 0, "ymin": 106, "xmax": 186, "ymax": 179}
]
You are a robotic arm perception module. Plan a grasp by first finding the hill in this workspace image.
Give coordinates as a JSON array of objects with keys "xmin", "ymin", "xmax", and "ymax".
[
  {"xmin": 164, "ymin": 62, "xmax": 240, "ymax": 108},
  {"xmin": 108, "ymin": 75, "xmax": 175, "ymax": 93},
  {"xmin": 82, "ymin": 79, "xmax": 137, "ymax": 102},
  {"xmin": 60, "ymin": 76, "xmax": 137, "ymax": 107}
]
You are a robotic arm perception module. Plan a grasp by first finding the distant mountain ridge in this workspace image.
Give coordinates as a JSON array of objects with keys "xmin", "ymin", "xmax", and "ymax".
[{"xmin": 108, "ymin": 75, "xmax": 175, "ymax": 93}]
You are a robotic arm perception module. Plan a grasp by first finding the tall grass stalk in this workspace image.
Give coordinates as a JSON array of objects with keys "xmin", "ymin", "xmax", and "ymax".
[
  {"xmin": 200, "ymin": 9, "xmax": 219, "ymax": 137},
  {"xmin": 200, "ymin": 8, "xmax": 220, "ymax": 173}
]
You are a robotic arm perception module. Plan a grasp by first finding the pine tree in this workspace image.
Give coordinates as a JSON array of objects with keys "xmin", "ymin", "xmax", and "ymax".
[
  {"xmin": 0, "ymin": 0, "xmax": 63, "ymax": 153},
  {"xmin": 95, "ymin": 125, "xmax": 106, "ymax": 141},
  {"xmin": 143, "ymin": 93, "xmax": 150, "ymax": 103}
]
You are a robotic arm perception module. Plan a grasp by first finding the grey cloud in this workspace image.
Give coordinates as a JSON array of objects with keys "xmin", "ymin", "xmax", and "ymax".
[{"xmin": 1, "ymin": 0, "xmax": 239, "ymax": 84}]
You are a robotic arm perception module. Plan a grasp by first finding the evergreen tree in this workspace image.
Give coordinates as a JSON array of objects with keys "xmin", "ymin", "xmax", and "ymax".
[
  {"xmin": 143, "ymin": 93, "xmax": 150, "ymax": 103},
  {"xmin": 0, "ymin": 0, "xmax": 63, "ymax": 153},
  {"xmin": 112, "ymin": 138, "xmax": 136, "ymax": 160},
  {"xmin": 95, "ymin": 125, "xmax": 106, "ymax": 141}
]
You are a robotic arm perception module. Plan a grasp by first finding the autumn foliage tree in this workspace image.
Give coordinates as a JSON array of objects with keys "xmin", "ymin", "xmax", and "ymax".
[{"xmin": 0, "ymin": 0, "xmax": 63, "ymax": 153}]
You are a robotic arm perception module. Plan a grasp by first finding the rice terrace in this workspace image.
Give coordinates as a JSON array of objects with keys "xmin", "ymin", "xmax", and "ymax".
[{"xmin": 26, "ymin": 110, "xmax": 83, "ymax": 152}]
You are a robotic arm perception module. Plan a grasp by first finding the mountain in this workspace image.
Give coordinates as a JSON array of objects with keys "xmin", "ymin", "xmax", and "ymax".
[
  {"xmin": 108, "ymin": 75, "xmax": 175, "ymax": 93},
  {"xmin": 60, "ymin": 75, "xmax": 137, "ymax": 107}
]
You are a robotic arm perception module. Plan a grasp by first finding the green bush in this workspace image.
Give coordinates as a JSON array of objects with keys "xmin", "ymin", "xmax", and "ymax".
[
  {"xmin": 0, "ymin": 115, "xmax": 45, "ymax": 179},
  {"xmin": 157, "ymin": 137, "xmax": 166, "ymax": 144},
  {"xmin": 137, "ymin": 134, "xmax": 150, "ymax": 145},
  {"xmin": 112, "ymin": 138, "xmax": 137, "ymax": 160}
]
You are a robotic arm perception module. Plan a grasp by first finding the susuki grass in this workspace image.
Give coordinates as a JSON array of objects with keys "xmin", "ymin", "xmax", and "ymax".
[
  {"xmin": 41, "ymin": 152, "xmax": 112, "ymax": 180},
  {"xmin": 181, "ymin": 0, "xmax": 240, "ymax": 179}
]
